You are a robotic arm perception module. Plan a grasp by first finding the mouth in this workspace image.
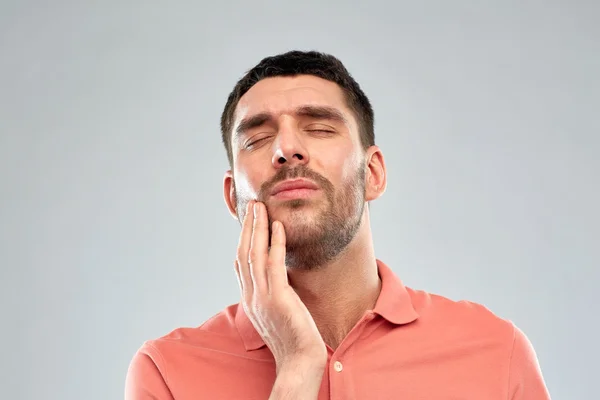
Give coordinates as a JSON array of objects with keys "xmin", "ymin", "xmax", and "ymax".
[
  {"xmin": 270, "ymin": 179, "xmax": 320, "ymax": 200},
  {"xmin": 272, "ymin": 188, "xmax": 319, "ymax": 200}
]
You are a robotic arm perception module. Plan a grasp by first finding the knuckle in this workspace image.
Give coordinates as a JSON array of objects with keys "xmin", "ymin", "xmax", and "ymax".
[
  {"xmin": 248, "ymin": 250, "xmax": 260, "ymax": 262},
  {"xmin": 236, "ymin": 251, "xmax": 245, "ymax": 263}
]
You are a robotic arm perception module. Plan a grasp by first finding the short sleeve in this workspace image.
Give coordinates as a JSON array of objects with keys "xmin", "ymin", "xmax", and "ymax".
[
  {"xmin": 125, "ymin": 342, "xmax": 174, "ymax": 400},
  {"xmin": 508, "ymin": 325, "xmax": 551, "ymax": 399}
]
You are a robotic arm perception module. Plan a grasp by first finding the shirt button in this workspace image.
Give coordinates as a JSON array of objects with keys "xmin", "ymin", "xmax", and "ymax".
[{"xmin": 333, "ymin": 361, "xmax": 343, "ymax": 372}]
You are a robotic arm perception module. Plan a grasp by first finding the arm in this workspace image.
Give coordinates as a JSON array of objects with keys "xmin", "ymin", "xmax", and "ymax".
[
  {"xmin": 125, "ymin": 343, "xmax": 174, "ymax": 400},
  {"xmin": 508, "ymin": 325, "xmax": 551, "ymax": 399},
  {"xmin": 268, "ymin": 358, "xmax": 326, "ymax": 400},
  {"xmin": 236, "ymin": 202, "xmax": 327, "ymax": 400}
]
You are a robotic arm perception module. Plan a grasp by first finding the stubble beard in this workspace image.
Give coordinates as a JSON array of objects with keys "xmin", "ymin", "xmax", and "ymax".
[{"xmin": 234, "ymin": 164, "xmax": 366, "ymax": 271}]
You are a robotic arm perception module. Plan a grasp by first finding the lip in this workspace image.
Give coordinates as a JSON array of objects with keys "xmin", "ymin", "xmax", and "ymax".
[{"xmin": 270, "ymin": 179, "xmax": 320, "ymax": 197}]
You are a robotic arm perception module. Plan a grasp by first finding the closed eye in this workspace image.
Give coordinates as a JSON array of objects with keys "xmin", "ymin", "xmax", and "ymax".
[
  {"xmin": 306, "ymin": 129, "xmax": 335, "ymax": 134},
  {"xmin": 305, "ymin": 123, "xmax": 336, "ymax": 134},
  {"xmin": 246, "ymin": 136, "xmax": 271, "ymax": 148}
]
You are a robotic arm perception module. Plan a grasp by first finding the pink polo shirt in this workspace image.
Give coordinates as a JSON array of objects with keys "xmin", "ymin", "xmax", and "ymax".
[{"xmin": 125, "ymin": 260, "xmax": 550, "ymax": 399}]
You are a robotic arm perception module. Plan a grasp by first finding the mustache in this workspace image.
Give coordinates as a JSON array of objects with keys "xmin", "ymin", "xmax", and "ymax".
[{"xmin": 257, "ymin": 165, "xmax": 334, "ymax": 201}]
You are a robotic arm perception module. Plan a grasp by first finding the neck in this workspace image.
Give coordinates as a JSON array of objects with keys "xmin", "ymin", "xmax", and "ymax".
[{"xmin": 286, "ymin": 212, "xmax": 381, "ymax": 350}]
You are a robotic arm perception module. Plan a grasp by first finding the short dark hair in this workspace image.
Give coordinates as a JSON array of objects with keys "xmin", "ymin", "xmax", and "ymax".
[{"xmin": 220, "ymin": 50, "xmax": 375, "ymax": 167}]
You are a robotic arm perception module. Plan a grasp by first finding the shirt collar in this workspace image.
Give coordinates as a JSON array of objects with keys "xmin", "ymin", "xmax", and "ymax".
[
  {"xmin": 372, "ymin": 259, "xmax": 420, "ymax": 325},
  {"xmin": 235, "ymin": 259, "xmax": 419, "ymax": 351}
]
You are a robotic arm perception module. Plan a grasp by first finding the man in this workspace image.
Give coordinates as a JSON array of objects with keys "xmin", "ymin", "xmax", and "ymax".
[{"xmin": 125, "ymin": 51, "xmax": 550, "ymax": 399}]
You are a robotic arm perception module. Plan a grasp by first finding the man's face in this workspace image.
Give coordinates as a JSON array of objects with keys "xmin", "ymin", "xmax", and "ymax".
[{"xmin": 226, "ymin": 75, "xmax": 367, "ymax": 270}]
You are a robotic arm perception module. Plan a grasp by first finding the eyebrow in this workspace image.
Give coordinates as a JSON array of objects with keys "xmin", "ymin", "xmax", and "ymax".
[{"xmin": 234, "ymin": 105, "xmax": 348, "ymax": 138}]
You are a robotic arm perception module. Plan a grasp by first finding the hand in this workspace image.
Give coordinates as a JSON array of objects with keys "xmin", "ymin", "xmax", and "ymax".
[{"xmin": 235, "ymin": 201, "xmax": 327, "ymax": 373}]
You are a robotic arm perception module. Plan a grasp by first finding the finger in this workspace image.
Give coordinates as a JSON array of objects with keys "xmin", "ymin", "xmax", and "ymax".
[
  {"xmin": 267, "ymin": 220, "xmax": 288, "ymax": 292},
  {"xmin": 236, "ymin": 201, "xmax": 255, "ymax": 296},
  {"xmin": 249, "ymin": 202, "xmax": 269, "ymax": 293}
]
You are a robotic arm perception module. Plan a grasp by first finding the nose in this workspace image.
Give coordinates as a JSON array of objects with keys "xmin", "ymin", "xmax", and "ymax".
[{"xmin": 271, "ymin": 122, "xmax": 310, "ymax": 169}]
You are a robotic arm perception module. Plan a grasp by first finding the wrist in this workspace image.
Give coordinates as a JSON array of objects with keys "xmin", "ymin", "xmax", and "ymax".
[
  {"xmin": 276, "ymin": 351, "xmax": 327, "ymax": 374},
  {"xmin": 270, "ymin": 363, "xmax": 325, "ymax": 400}
]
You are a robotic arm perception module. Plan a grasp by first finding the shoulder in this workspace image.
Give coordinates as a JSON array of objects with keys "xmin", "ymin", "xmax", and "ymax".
[
  {"xmin": 406, "ymin": 287, "xmax": 517, "ymax": 341},
  {"xmin": 125, "ymin": 303, "xmax": 245, "ymax": 399},
  {"xmin": 143, "ymin": 303, "xmax": 244, "ymax": 355},
  {"xmin": 397, "ymin": 288, "xmax": 550, "ymax": 397},
  {"xmin": 128, "ymin": 302, "xmax": 245, "ymax": 375}
]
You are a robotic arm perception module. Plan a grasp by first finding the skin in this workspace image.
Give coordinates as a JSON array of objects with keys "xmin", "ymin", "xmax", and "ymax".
[{"xmin": 222, "ymin": 75, "xmax": 387, "ymax": 399}]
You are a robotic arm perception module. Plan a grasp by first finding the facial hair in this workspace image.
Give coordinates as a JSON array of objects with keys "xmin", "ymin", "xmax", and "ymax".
[{"xmin": 233, "ymin": 163, "xmax": 366, "ymax": 270}]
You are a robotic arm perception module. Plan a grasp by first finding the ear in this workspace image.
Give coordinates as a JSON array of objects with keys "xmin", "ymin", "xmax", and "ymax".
[
  {"xmin": 364, "ymin": 145, "xmax": 387, "ymax": 202},
  {"xmin": 223, "ymin": 170, "xmax": 239, "ymax": 220}
]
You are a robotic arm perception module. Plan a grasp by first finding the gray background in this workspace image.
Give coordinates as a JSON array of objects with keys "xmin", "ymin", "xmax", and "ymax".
[{"xmin": 1, "ymin": 1, "xmax": 598, "ymax": 399}]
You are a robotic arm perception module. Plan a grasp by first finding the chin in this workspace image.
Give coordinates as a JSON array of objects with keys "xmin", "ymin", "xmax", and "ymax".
[
  {"xmin": 261, "ymin": 212, "xmax": 320, "ymax": 256},
  {"xmin": 266, "ymin": 199, "xmax": 318, "ymax": 219},
  {"xmin": 280, "ymin": 222, "xmax": 321, "ymax": 246}
]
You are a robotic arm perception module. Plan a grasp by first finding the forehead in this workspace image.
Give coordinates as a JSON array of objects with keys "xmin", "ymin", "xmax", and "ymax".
[{"xmin": 234, "ymin": 75, "xmax": 351, "ymax": 122}]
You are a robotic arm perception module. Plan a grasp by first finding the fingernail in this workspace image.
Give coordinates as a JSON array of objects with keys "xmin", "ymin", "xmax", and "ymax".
[
  {"xmin": 273, "ymin": 221, "xmax": 278, "ymax": 233},
  {"xmin": 253, "ymin": 203, "xmax": 259, "ymax": 218}
]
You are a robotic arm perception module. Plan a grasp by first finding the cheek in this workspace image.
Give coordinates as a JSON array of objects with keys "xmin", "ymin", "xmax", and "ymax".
[
  {"xmin": 312, "ymin": 142, "xmax": 358, "ymax": 183},
  {"xmin": 339, "ymin": 150, "xmax": 363, "ymax": 184},
  {"xmin": 233, "ymin": 169, "xmax": 260, "ymax": 200},
  {"xmin": 233, "ymin": 161, "xmax": 274, "ymax": 201}
]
